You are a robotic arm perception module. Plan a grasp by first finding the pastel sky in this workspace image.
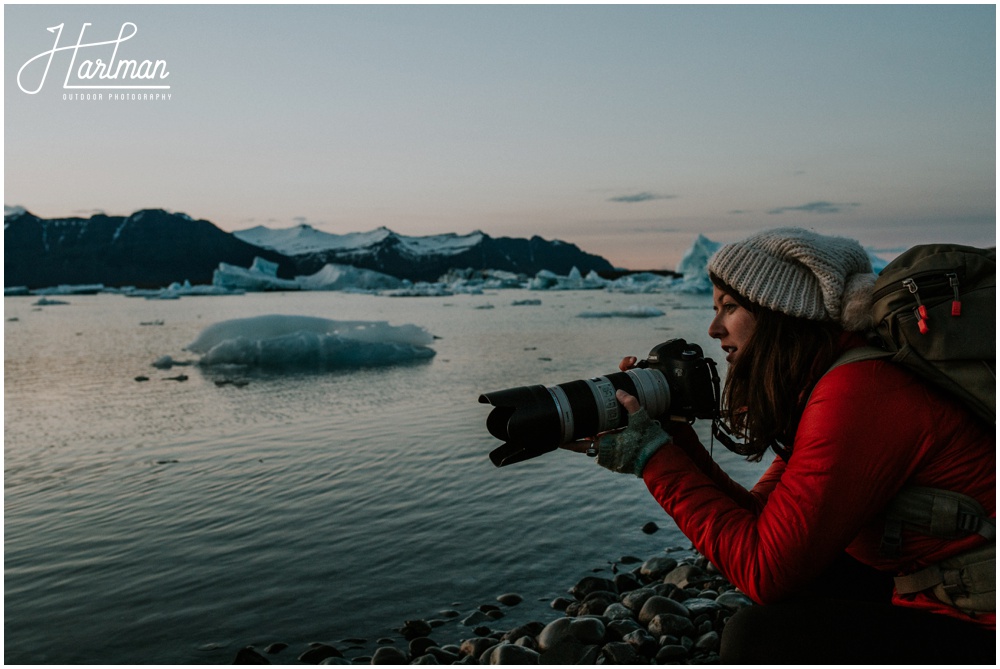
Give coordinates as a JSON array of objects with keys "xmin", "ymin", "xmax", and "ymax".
[{"xmin": 5, "ymin": 4, "xmax": 995, "ymax": 269}]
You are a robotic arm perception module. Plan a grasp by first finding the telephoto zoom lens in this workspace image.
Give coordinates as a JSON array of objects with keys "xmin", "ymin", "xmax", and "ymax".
[{"xmin": 479, "ymin": 367, "xmax": 670, "ymax": 465}]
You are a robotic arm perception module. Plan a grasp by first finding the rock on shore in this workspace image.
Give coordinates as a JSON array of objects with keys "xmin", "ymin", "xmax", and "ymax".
[{"xmin": 233, "ymin": 550, "xmax": 754, "ymax": 665}]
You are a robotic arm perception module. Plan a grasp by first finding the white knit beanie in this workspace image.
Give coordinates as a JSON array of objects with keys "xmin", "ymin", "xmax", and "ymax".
[{"xmin": 706, "ymin": 227, "xmax": 876, "ymax": 331}]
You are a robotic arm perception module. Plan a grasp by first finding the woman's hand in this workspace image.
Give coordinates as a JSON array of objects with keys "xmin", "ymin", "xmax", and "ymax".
[
  {"xmin": 559, "ymin": 354, "xmax": 645, "ymax": 455},
  {"xmin": 615, "ymin": 388, "xmax": 641, "ymax": 414}
]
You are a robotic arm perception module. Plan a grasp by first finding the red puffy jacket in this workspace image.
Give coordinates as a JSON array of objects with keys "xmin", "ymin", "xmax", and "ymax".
[{"xmin": 642, "ymin": 342, "xmax": 996, "ymax": 629}]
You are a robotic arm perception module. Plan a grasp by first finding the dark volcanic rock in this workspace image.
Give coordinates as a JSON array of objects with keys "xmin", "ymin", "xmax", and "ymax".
[
  {"xmin": 296, "ymin": 643, "xmax": 342, "ymax": 663},
  {"xmin": 663, "ymin": 564, "xmax": 705, "ymax": 589},
  {"xmin": 648, "ymin": 613, "xmax": 697, "ymax": 638},
  {"xmin": 233, "ymin": 646, "xmax": 270, "ymax": 664},
  {"xmin": 640, "ymin": 556, "xmax": 678, "ymax": 580},
  {"xmin": 569, "ymin": 576, "xmax": 617, "ymax": 601},
  {"xmin": 638, "ymin": 595, "xmax": 690, "ymax": 625},
  {"xmin": 236, "ymin": 550, "xmax": 746, "ymax": 666},
  {"xmin": 497, "ymin": 593, "xmax": 523, "ymax": 606},
  {"xmin": 490, "ymin": 643, "xmax": 541, "ymax": 664},
  {"xmin": 371, "ymin": 646, "xmax": 408, "ymax": 664},
  {"xmin": 400, "ymin": 619, "xmax": 433, "ymax": 640}
]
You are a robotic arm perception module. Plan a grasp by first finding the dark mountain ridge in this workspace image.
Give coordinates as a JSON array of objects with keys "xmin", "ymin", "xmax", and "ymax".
[
  {"xmin": 4, "ymin": 208, "xmax": 615, "ymax": 288},
  {"xmin": 287, "ymin": 231, "xmax": 614, "ymax": 282},
  {"xmin": 4, "ymin": 209, "xmax": 293, "ymax": 289}
]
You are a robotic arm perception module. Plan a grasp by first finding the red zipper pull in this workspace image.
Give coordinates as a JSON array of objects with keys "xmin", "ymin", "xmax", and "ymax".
[
  {"xmin": 947, "ymin": 273, "xmax": 961, "ymax": 316},
  {"xmin": 904, "ymin": 278, "xmax": 930, "ymax": 333}
]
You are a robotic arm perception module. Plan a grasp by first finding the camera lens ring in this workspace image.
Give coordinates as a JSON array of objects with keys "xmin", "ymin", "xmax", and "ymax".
[
  {"xmin": 546, "ymin": 385, "xmax": 575, "ymax": 445},
  {"xmin": 626, "ymin": 368, "xmax": 670, "ymax": 417},
  {"xmin": 584, "ymin": 376, "xmax": 620, "ymax": 433}
]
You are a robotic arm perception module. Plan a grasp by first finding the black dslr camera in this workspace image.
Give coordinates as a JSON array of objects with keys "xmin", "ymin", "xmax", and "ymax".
[{"xmin": 479, "ymin": 339, "xmax": 721, "ymax": 466}]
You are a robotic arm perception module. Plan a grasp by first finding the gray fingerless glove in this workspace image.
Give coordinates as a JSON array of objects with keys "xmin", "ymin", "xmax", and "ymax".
[{"xmin": 596, "ymin": 407, "xmax": 671, "ymax": 477}]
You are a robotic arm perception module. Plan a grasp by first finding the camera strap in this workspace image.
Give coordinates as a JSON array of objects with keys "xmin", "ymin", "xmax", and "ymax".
[{"xmin": 711, "ymin": 420, "xmax": 746, "ymax": 456}]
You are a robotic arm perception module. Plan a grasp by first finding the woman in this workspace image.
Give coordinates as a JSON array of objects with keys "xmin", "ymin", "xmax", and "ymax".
[{"xmin": 569, "ymin": 228, "xmax": 995, "ymax": 663}]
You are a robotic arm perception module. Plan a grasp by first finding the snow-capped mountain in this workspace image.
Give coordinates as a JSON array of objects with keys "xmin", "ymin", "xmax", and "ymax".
[
  {"xmin": 235, "ymin": 224, "xmax": 486, "ymax": 259},
  {"xmin": 233, "ymin": 223, "xmax": 613, "ymax": 283},
  {"xmin": 4, "ymin": 209, "xmax": 614, "ymax": 289},
  {"xmin": 235, "ymin": 224, "xmax": 393, "ymax": 256}
]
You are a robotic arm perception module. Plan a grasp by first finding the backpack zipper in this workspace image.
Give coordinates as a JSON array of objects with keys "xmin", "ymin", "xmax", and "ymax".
[
  {"xmin": 872, "ymin": 269, "xmax": 966, "ymax": 334},
  {"xmin": 903, "ymin": 278, "xmax": 931, "ymax": 334},
  {"xmin": 871, "ymin": 268, "xmax": 966, "ymax": 301},
  {"xmin": 947, "ymin": 273, "xmax": 962, "ymax": 316}
]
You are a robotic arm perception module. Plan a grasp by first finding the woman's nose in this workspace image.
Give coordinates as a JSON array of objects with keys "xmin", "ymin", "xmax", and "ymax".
[{"xmin": 708, "ymin": 314, "xmax": 724, "ymax": 339}]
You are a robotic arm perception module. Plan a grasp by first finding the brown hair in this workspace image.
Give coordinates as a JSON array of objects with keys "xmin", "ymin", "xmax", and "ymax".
[{"xmin": 710, "ymin": 273, "xmax": 842, "ymax": 461}]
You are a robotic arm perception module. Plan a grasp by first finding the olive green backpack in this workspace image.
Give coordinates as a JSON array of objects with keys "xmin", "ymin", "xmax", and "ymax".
[
  {"xmin": 832, "ymin": 243, "xmax": 996, "ymax": 615},
  {"xmin": 865, "ymin": 243, "xmax": 995, "ymax": 424}
]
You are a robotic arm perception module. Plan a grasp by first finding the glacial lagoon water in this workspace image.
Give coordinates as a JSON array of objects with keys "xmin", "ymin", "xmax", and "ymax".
[{"xmin": 4, "ymin": 289, "xmax": 767, "ymax": 664}]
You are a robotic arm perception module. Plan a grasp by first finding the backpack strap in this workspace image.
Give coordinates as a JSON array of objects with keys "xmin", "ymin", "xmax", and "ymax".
[
  {"xmin": 823, "ymin": 347, "xmax": 996, "ymax": 537},
  {"xmin": 884, "ymin": 486, "xmax": 995, "ymax": 543},
  {"xmin": 828, "ymin": 345, "xmax": 892, "ymax": 370}
]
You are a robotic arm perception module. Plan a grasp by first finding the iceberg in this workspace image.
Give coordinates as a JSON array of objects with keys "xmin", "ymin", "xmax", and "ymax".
[
  {"xmin": 528, "ymin": 267, "xmax": 609, "ymax": 291},
  {"xmin": 31, "ymin": 284, "xmax": 105, "ymax": 295},
  {"xmin": 212, "ymin": 257, "xmax": 402, "ymax": 293},
  {"xmin": 604, "ymin": 272, "xmax": 678, "ymax": 294},
  {"xmin": 383, "ymin": 282, "xmax": 455, "ymax": 297},
  {"xmin": 185, "ymin": 315, "xmax": 436, "ymax": 369},
  {"xmin": 121, "ymin": 280, "xmax": 244, "ymax": 299},
  {"xmin": 295, "ymin": 263, "xmax": 402, "ymax": 292},
  {"xmin": 213, "ymin": 258, "xmax": 300, "ymax": 292},
  {"xmin": 577, "ymin": 306, "xmax": 665, "ymax": 319},
  {"xmin": 437, "ymin": 268, "xmax": 526, "ymax": 291},
  {"xmin": 521, "ymin": 234, "xmax": 723, "ymax": 295},
  {"xmin": 672, "ymin": 234, "xmax": 720, "ymax": 293}
]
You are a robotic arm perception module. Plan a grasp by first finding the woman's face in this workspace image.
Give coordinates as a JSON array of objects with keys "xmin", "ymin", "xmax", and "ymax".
[{"xmin": 709, "ymin": 286, "xmax": 756, "ymax": 365}]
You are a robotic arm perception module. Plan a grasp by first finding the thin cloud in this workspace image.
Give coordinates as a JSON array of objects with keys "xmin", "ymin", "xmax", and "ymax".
[
  {"xmin": 608, "ymin": 192, "xmax": 677, "ymax": 204},
  {"xmin": 767, "ymin": 201, "xmax": 861, "ymax": 215}
]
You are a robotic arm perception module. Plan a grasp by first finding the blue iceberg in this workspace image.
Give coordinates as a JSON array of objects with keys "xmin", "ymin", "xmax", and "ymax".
[{"xmin": 185, "ymin": 315, "xmax": 436, "ymax": 369}]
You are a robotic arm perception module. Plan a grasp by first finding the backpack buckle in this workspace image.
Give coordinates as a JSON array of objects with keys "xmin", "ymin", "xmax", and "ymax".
[
  {"xmin": 957, "ymin": 512, "xmax": 981, "ymax": 534},
  {"xmin": 941, "ymin": 568, "xmax": 967, "ymax": 599}
]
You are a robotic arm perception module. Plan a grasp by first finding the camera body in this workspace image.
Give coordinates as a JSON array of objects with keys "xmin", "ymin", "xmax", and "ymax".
[{"xmin": 479, "ymin": 339, "xmax": 720, "ymax": 466}]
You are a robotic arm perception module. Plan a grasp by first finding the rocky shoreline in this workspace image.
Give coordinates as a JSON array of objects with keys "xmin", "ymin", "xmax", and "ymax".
[{"xmin": 232, "ymin": 547, "xmax": 753, "ymax": 665}]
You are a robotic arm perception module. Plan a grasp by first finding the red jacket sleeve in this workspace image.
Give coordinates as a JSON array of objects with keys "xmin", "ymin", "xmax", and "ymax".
[
  {"xmin": 665, "ymin": 422, "xmax": 774, "ymax": 512},
  {"xmin": 642, "ymin": 359, "xmax": 972, "ymax": 605}
]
